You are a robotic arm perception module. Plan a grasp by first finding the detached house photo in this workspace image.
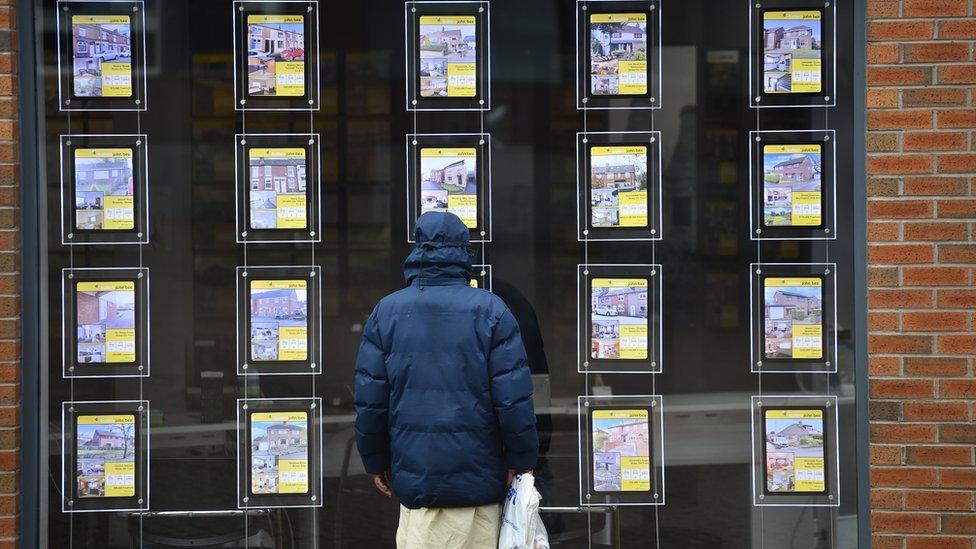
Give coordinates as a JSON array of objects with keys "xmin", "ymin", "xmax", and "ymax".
[
  {"xmin": 249, "ymin": 283, "xmax": 308, "ymax": 362},
  {"xmin": 419, "ymin": 150, "xmax": 477, "ymax": 218},
  {"xmin": 250, "ymin": 417, "xmax": 309, "ymax": 495},
  {"xmin": 763, "ymin": 283, "xmax": 823, "ymax": 359},
  {"xmin": 762, "ymin": 147, "xmax": 822, "ymax": 226},
  {"xmin": 761, "ymin": 15, "xmax": 822, "ymax": 93},
  {"xmin": 588, "ymin": 18, "xmax": 647, "ymax": 95}
]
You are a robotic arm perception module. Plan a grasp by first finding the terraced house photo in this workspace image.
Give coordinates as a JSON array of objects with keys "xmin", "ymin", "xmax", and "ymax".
[
  {"xmin": 247, "ymin": 15, "xmax": 305, "ymax": 96},
  {"xmin": 74, "ymin": 148, "xmax": 134, "ymax": 231},
  {"xmin": 249, "ymin": 280, "xmax": 308, "ymax": 362},
  {"xmin": 71, "ymin": 15, "xmax": 132, "ymax": 97}
]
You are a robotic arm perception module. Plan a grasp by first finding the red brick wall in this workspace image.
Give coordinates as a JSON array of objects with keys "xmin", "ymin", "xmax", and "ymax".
[
  {"xmin": 867, "ymin": 1, "xmax": 976, "ymax": 547},
  {"xmin": 0, "ymin": 1, "xmax": 16, "ymax": 546}
]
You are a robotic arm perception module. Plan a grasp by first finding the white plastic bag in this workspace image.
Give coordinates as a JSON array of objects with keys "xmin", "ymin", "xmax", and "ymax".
[{"xmin": 499, "ymin": 473, "xmax": 550, "ymax": 549}]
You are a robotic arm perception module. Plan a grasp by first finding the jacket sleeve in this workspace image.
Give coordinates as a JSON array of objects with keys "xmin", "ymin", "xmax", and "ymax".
[
  {"xmin": 353, "ymin": 309, "xmax": 392, "ymax": 475},
  {"xmin": 488, "ymin": 307, "xmax": 540, "ymax": 471}
]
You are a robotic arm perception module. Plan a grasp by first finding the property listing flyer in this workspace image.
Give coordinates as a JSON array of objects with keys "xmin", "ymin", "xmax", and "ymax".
[
  {"xmin": 763, "ymin": 277, "xmax": 823, "ymax": 360},
  {"xmin": 248, "ymin": 148, "xmax": 308, "ymax": 229},
  {"xmin": 763, "ymin": 144, "xmax": 822, "ymax": 226},
  {"xmin": 762, "ymin": 11, "xmax": 823, "ymax": 94},
  {"xmin": 591, "ymin": 278, "xmax": 649, "ymax": 360},
  {"xmin": 764, "ymin": 409, "xmax": 826, "ymax": 493},
  {"xmin": 246, "ymin": 15, "xmax": 306, "ymax": 97},
  {"xmin": 592, "ymin": 409, "xmax": 651, "ymax": 492},
  {"xmin": 71, "ymin": 15, "xmax": 133, "ymax": 97},
  {"xmin": 419, "ymin": 148, "xmax": 477, "ymax": 228},
  {"xmin": 76, "ymin": 281, "xmax": 136, "ymax": 364},
  {"xmin": 418, "ymin": 15, "xmax": 477, "ymax": 98},
  {"xmin": 74, "ymin": 148, "xmax": 135, "ymax": 231},
  {"xmin": 250, "ymin": 411, "xmax": 310, "ymax": 495},
  {"xmin": 590, "ymin": 146, "xmax": 648, "ymax": 228},
  {"xmin": 76, "ymin": 414, "xmax": 136, "ymax": 498},
  {"xmin": 589, "ymin": 13, "xmax": 648, "ymax": 96},
  {"xmin": 249, "ymin": 280, "xmax": 308, "ymax": 362}
]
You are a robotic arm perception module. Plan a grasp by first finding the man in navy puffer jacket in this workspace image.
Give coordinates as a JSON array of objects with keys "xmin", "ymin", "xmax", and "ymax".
[{"xmin": 354, "ymin": 212, "xmax": 539, "ymax": 548}]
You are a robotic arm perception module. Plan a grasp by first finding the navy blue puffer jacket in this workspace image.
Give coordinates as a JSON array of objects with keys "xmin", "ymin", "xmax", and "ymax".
[{"xmin": 354, "ymin": 212, "xmax": 539, "ymax": 509}]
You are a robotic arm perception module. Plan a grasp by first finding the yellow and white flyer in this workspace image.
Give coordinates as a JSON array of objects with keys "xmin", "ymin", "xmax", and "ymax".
[
  {"xmin": 589, "ymin": 13, "xmax": 648, "ymax": 96},
  {"xmin": 248, "ymin": 148, "xmax": 308, "ymax": 230},
  {"xmin": 250, "ymin": 280, "xmax": 308, "ymax": 362},
  {"xmin": 763, "ymin": 277, "xmax": 823, "ymax": 360},
  {"xmin": 74, "ymin": 148, "xmax": 135, "ymax": 231},
  {"xmin": 247, "ymin": 15, "xmax": 306, "ymax": 97},
  {"xmin": 762, "ymin": 144, "xmax": 823, "ymax": 227},
  {"xmin": 591, "ymin": 278, "xmax": 649, "ymax": 360},
  {"xmin": 420, "ymin": 147, "xmax": 478, "ymax": 228},
  {"xmin": 590, "ymin": 146, "xmax": 649, "ymax": 228},
  {"xmin": 592, "ymin": 409, "xmax": 651, "ymax": 492},
  {"xmin": 764, "ymin": 409, "xmax": 826, "ymax": 493},
  {"xmin": 418, "ymin": 16, "xmax": 477, "ymax": 98},
  {"xmin": 250, "ymin": 411, "xmax": 310, "ymax": 494},
  {"xmin": 76, "ymin": 414, "xmax": 136, "ymax": 498},
  {"xmin": 76, "ymin": 281, "xmax": 136, "ymax": 364},
  {"xmin": 72, "ymin": 15, "xmax": 133, "ymax": 97},
  {"xmin": 762, "ymin": 11, "xmax": 823, "ymax": 94}
]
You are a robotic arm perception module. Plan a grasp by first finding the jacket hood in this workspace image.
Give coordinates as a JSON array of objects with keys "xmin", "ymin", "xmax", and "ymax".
[{"xmin": 404, "ymin": 212, "xmax": 474, "ymax": 285}]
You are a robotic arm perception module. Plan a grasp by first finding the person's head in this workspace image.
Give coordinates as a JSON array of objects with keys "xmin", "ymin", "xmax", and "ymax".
[{"xmin": 404, "ymin": 212, "xmax": 474, "ymax": 285}]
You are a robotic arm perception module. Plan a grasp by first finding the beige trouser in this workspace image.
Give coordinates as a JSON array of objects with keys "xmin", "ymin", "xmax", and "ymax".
[{"xmin": 396, "ymin": 503, "xmax": 501, "ymax": 549}]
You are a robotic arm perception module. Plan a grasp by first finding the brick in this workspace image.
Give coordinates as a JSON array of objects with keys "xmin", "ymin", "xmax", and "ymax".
[
  {"xmin": 869, "ymin": 244, "xmax": 935, "ymax": 264},
  {"xmin": 939, "ymin": 65, "xmax": 976, "ymax": 85},
  {"xmin": 941, "ymin": 380, "xmax": 976, "ymax": 399},
  {"xmin": 905, "ymin": 357, "xmax": 968, "ymax": 377},
  {"xmin": 905, "ymin": 489, "xmax": 973, "ymax": 511},
  {"xmin": 872, "ymin": 400, "xmax": 904, "ymax": 421},
  {"xmin": 870, "ymin": 221, "xmax": 901, "ymax": 241},
  {"xmin": 869, "ymin": 177, "xmax": 902, "ymax": 197},
  {"xmin": 939, "ymin": 154, "xmax": 976, "ymax": 174},
  {"xmin": 870, "ymin": 289, "xmax": 933, "ymax": 308},
  {"xmin": 938, "ymin": 108, "xmax": 976, "ymax": 128},
  {"xmin": 869, "ymin": 66, "xmax": 933, "ymax": 86},
  {"xmin": 906, "ymin": 536, "xmax": 973, "ymax": 549},
  {"xmin": 904, "ymin": 0, "xmax": 969, "ymax": 16},
  {"xmin": 937, "ymin": 199, "xmax": 976, "ymax": 218},
  {"xmin": 872, "ymin": 423, "xmax": 938, "ymax": 443},
  {"xmin": 902, "ymin": 88, "xmax": 968, "ymax": 107},
  {"xmin": 942, "ymin": 514, "xmax": 976, "ymax": 534},
  {"xmin": 939, "ymin": 20, "xmax": 976, "ymax": 40},
  {"xmin": 868, "ymin": 133, "xmax": 901, "ymax": 153},
  {"xmin": 870, "ymin": 311, "xmax": 901, "ymax": 330},
  {"xmin": 903, "ymin": 131, "xmax": 967, "ymax": 151},
  {"xmin": 869, "ymin": 21, "xmax": 936, "ymax": 41},
  {"xmin": 941, "ymin": 468, "xmax": 976, "ymax": 489},
  {"xmin": 938, "ymin": 335, "xmax": 976, "ymax": 354},
  {"xmin": 869, "ymin": 43, "xmax": 901, "ymax": 64},
  {"xmin": 869, "ymin": 199, "xmax": 934, "ymax": 219},
  {"xmin": 939, "ymin": 289, "xmax": 976, "ymax": 308},
  {"xmin": 868, "ymin": 0, "xmax": 900, "ymax": 17},
  {"xmin": 873, "ymin": 512, "xmax": 939, "ymax": 533},
  {"xmin": 871, "ymin": 356, "xmax": 903, "ymax": 376},
  {"xmin": 873, "ymin": 488, "xmax": 905, "ymax": 510},
  {"xmin": 871, "ymin": 379, "xmax": 935, "ymax": 398},
  {"xmin": 872, "ymin": 444, "xmax": 904, "ymax": 465},
  {"xmin": 873, "ymin": 467, "xmax": 937, "ymax": 488},
  {"xmin": 903, "ymin": 312, "xmax": 968, "ymax": 331},
  {"xmin": 902, "ymin": 267, "xmax": 970, "ymax": 286},
  {"xmin": 904, "ymin": 221, "xmax": 968, "ymax": 240},
  {"xmin": 941, "ymin": 424, "xmax": 976, "ymax": 443},
  {"xmin": 904, "ymin": 402, "xmax": 970, "ymax": 422},
  {"xmin": 870, "ymin": 267, "xmax": 902, "ymax": 287},
  {"xmin": 869, "ymin": 87, "xmax": 901, "ymax": 108},
  {"xmin": 870, "ymin": 110, "xmax": 934, "ymax": 130},
  {"xmin": 903, "ymin": 42, "xmax": 971, "ymax": 63},
  {"xmin": 869, "ymin": 155, "xmax": 935, "ymax": 175},
  {"xmin": 939, "ymin": 245, "xmax": 976, "ymax": 263},
  {"xmin": 873, "ymin": 535, "xmax": 905, "ymax": 549},
  {"xmin": 907, "ymin": 445, "xmax": 972, "ymax": 466}
]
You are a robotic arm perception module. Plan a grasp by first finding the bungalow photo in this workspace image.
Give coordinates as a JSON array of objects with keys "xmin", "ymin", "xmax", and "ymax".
[
  {"xmin": 590, "ymin": 145, "xmax": 648, "ymax": 228},
  {"xmin": 246, "ymin": 15, "xmax": 305, "ymax": 97},
  {"xmin": 248, "ymin": 148, "xmax": 308, "ymax": 230},
  {"xmin": 763, "ymin": 144, "xmax": 822, "ymax": 227},
  {"xmin": 418, "ymin": 16, "xmax": 476, "ymax": 98},
  {"xmin": 419, "ymin": 147, "xmax": 478, "ymax": 228},
  {"xmin": 74, "ymin": 148, "xmax": 135, "ymax": 231},
  {"xmin": 249, "ymin": 280, "xmax": 308, "ymax": 362},
  {"xmin": 589, "ymin": 13, "xmax": 648, "ymax": 96},
  {"xmin": 76, "ymin": 414, "xmax": 136, "ymax": 498},
  {"xmin": 763, "ymin": 277, "xmax": 823, "ymax": 360},
  {"xmin": 592, "ymin": 409, "xmax": 651, "ymax": 492},
  {"xmin": 764, "ymin": 409, "xmax": 826, "ymax": 493},
  {"xmin": 76, "ymin": 281, "xmax": 136, "ymax": 364},
  {"xmin": 250, "ymin": 412, "xmax": 309, "ymax": 495},
  {"xmin": 71, "ymin": 15, "xmax": 133, "ymax": 97},
  {"xmin": 590, "ymin": 278, "xmax": 649, "ymax": 360},
  {"xmin": 762, "ymin": 11, "xmax": 823, "ymax": 94}
]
